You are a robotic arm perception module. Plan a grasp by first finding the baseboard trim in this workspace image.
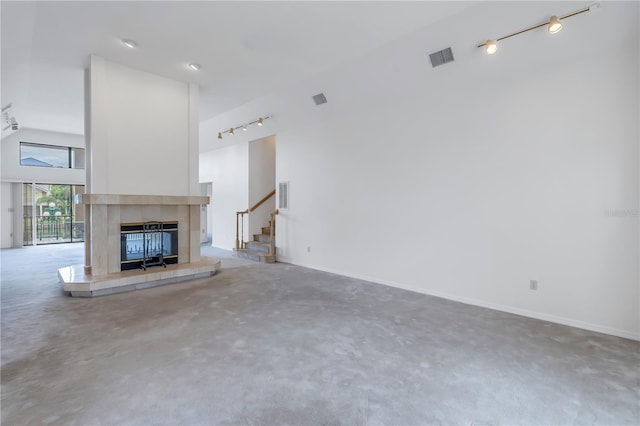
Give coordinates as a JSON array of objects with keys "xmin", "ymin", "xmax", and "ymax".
[{"xmin": 279, "ymin": 259, "xmax": 639, "ymax": 341}]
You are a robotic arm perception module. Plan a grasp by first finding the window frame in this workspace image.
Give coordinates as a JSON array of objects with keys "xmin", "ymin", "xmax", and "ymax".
[{"xmin": 19, "ymin": 141, "xmax": 85, "ymax": 169}]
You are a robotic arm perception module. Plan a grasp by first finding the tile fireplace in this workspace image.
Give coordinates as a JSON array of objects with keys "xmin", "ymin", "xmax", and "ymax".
[{"xmin": 58, "ymin": 194, "xmax": 220, "ymax": 296}]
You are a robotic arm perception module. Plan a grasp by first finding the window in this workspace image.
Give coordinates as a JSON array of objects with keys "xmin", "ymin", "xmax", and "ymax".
[{"xmin": 20, "ymin": 142, "xmax": 85, "ymax": 169}]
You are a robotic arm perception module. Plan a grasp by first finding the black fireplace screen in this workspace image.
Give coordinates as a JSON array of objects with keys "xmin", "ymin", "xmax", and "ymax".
[{"xmin": 120, "ymin": 221, "xmax": 178, "ymax": 271}]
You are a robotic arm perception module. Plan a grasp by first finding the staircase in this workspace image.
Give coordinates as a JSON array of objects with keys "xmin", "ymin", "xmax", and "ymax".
[{"xmin": 235, "ymin": 219, "xmax": 276, "ymax": 263}]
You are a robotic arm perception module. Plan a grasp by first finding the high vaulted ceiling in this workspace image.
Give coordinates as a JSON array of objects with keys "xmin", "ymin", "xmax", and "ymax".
[{"xmin": 1, "ymin": 1, "xmax": 475, "ymax": 136}]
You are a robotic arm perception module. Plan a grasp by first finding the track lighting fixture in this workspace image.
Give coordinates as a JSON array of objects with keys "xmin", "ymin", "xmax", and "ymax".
[
  {"xmin": 2, "ymin": 116, "xmax": 18, "ymax": 131},
  {"xmin": 478, "ymin": 4, "xmax": 597, "ymax": 54},
  {"xmin": 2, "ymin": 104, "xmax": 18, "ymax": 131},
  {"xmin": 217, "ymin": 115, "xmax": 272, "ymax": 141},
  {"xmin": 548, "ymin": 16, "xmax": 563, "ymax": 34}
]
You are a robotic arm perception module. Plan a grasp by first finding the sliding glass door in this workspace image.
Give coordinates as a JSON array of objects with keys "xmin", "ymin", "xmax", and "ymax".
[
  {"xmin": 22, "ymin": 183, "xmax": 85, "ymax": 245},
  {"xmin": 22, "ymin": 184, "xmax": 34, "ymax": 246}
]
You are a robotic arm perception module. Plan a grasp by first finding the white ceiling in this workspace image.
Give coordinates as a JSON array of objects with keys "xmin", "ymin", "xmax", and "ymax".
[{"xmin": 1, "ymin": 1, "xmax": 476, "ymax": 136}]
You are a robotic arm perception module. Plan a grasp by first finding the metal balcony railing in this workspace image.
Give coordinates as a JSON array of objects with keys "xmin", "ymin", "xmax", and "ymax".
[{"xmin": 23, "ymin": 215, "xmax": 85, "ymax": 244}]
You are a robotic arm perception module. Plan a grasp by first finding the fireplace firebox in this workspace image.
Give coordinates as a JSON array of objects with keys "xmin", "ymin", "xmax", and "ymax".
[{"xmin": 120, "ymin": 221, "xmax": 178, "ymax": 271}]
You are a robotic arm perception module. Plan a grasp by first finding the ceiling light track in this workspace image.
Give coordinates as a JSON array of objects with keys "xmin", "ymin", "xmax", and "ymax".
[
  {"xmin": 217, "ymin": 115, "xmax": 272, "ymax": 140},
  {"xmin": 478, "ymin": 4, "xmax": 597, "ymax": 54}
]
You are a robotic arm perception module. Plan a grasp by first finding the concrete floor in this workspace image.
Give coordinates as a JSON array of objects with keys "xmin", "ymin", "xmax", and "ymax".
[{"xmin": 1, "ymin": 244, "xmax": 639, "ymax": 425}]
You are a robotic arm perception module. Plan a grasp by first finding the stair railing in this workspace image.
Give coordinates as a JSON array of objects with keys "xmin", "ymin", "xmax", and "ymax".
[
  {"xmin": 269, "ymin": 209, "xmax": 279, "ymax": 255},
  {"xmin": 235, "ymin": 189, "xmax": 276, "ymax": 250},
  {"xmin": 235, "ymin": 209, "xmax": 248, "ymax": 250}
]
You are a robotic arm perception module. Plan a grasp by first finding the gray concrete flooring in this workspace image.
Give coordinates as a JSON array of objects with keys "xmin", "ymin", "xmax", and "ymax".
[{"xmin": 1, "ymin": 243, "xmax": 639, "ymax": 425}]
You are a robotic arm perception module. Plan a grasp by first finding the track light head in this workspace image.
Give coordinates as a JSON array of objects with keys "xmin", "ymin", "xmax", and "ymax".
[
  {"xmin": 548, "ymin": 16, "xmax": 563, "ymax": 34},
  {"xmin": 229, "ymin": 128, "xmax": 234, "ymax": 136},
  {"xmin": 257, "ymin": 117, "xmax": 264, "ymax": 126},
  {"xmin": 485, "ymin": 40, "xmax": 498, "ymax": 54},
  {"xmin": 218, "ymin": 132, "xmax": 222, "ymax": 140},
  {"xmin": 2, "ymin": 110, "xmax": 18, "ymax": 131}
]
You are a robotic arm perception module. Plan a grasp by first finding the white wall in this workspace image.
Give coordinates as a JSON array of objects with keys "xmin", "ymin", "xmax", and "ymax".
[
  {"xmin": 1, "ymin": 128, "xmax": 85, "ymax": 184},
  {"xmin": 0, "ymin": 183, "xmax": 13, "ymax": 248},
  {"xmin": 249, "ymin": 136, "xmax": 276, "ymax": 237},
  {"xmin": 200, "ymin": 2, "xmax": 639, "ymax": 339},
  {"xmin": 199, "ymin": 143, "xmax": 248, "ymax": 250},
  {"xmin": 87, "ymin": 56, "xmax": 199, "ymax": 196}
]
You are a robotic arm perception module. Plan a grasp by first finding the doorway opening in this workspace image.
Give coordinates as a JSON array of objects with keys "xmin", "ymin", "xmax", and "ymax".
[
  {"xmin": 22, "ymin": 183, "xmax": 85, "ymax": 245},
  {"xmin": 248, "ymin": 135, "xmax": 276, "ymax": 239}
]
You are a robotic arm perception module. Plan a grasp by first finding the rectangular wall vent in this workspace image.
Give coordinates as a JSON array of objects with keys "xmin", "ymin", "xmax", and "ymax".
[
  {"xmin": 278, "ymin": 181, "xmax": 289, "ymax": 210},
  {"xmin": 312, "ymin": 93, "xmax": 328, "ymax": 105},
  {"xmin": 429, "ymin": 47, "xmax": 455, "ymax": 68}
]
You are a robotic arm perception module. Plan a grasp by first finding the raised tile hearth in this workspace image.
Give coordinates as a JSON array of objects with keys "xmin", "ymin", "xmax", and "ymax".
[{"xmin": 59, "ymin": 257, "xmax": 220, "ymax": 297}]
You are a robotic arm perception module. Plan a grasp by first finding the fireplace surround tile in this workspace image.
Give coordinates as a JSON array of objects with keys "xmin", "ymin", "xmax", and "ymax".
[
  {"xmin": 189, "ymin": 205, "xmax": 201, "ymax": 262},
  {"xmin": 91, "ymin": 204, "xmax": 108, "ymax": 275},
  {"xmin": 107, "ymin": 205, "xmax": 121, "ymax": 273}
]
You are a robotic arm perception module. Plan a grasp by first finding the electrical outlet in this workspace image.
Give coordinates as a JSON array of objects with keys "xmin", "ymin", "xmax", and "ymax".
[{"xmin": 530, "ymin": 280, "xmax": 538, "ymax": 291}]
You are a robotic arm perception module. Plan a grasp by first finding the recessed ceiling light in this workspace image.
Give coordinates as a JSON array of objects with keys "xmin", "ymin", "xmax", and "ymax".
[
  {"xmin": 188, "ymin": 63, "xmax": 202, "ymax": 71},
  {"xmin": 121, "ymin": 39, "xmax": 138, "ymax": 49}
]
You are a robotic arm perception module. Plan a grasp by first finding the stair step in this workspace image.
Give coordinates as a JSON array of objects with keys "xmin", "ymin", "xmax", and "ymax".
[
  {"xmin": 261, "ymin": 226, "xmax": 272, "ymax": 235},
  {"xmin": 245, "ymin": 241, "xmax": 271, "ymax": 254},
  {"xmin": 254, "ymin": 234, "xmax": 272, "ymax": 243},
  {"xmin": 235, "ymin": 249, "xmax": 276, "ymax": 263},
  {"xmin": 261, "ymin": 254, "xmax": 276, "ymax": 264},
  {"xmin": 235, "ymin": 248, "xmax": 260, "ymax": 262}
]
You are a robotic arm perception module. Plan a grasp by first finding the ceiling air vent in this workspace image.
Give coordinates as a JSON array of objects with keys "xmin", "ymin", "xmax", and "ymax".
[
  {"xmin": 312, "ymin": 93, "xmax": 328, "ymax": 105},
  {"xmin": 429, "ymin": 47, "xmax": 455, "ymax": 68}
]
